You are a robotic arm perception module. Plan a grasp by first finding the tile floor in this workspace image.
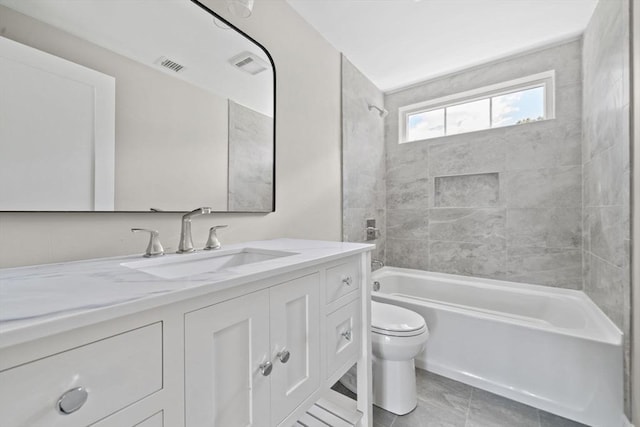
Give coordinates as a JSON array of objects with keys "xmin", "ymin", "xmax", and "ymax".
[{"xmin": 333, "ymin": 369, "xmax": 589, "ymax": 427}]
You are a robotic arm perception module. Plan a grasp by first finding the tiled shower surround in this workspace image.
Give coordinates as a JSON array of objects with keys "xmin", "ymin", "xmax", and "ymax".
[
  {"xmin": 384, "ymin": 39, "xmax": 584, "ymax": 287},
  {"xmin": 342, "ymin": 56, "xmax": 386, "ymax": 261},
  {"xmin": 582, "ymin": 0, "xmax": 631, "ymax": 415},
  {"xmin": 341, "ymin": 0, "xmax": 631, "ymax": 414}
]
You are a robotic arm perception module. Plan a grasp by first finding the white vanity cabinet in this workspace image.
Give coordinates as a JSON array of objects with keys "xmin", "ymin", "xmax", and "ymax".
[
  {"xmin": 0, "ymin": 239, "xmax": 372, "ymax": 427},
  {"xmin": 185, "ymin": 273, "xmax": 320, "ymax": 427}
]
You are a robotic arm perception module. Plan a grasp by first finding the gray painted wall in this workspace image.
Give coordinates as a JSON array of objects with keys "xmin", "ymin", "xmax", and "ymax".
[
  {"xmin": 384, "ymin": 40, "xmax": 583, "ymax": 287},
  {"xmin": 582, "ymin": 0, "xmax": 631, "ymax": 416},
  {"xmin": 341, "ymin": 56, "xmax": 386, "ymax": 262}
]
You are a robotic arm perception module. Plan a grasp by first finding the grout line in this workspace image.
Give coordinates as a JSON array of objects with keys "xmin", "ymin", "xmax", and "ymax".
[
  {"xmin": 584, "ymin": 204, "xmax": 628, "ymax": 209},
  {"xmin": 463, "ymin": 387, "xmax": 474, "ymax": 427},
  {"xmin": 586, "ymin": 249, "xmax": 626, "ymax": 270}
]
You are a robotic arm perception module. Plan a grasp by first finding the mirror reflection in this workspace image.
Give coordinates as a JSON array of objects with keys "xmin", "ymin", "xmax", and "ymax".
[{"xmin": 0, "ymin": 0, "xmax": 275, "ymax": 212}]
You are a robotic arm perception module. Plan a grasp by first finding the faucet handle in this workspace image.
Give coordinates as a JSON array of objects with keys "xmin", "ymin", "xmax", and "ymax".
[
  {"xmin": 204, "ymin": 225, "xmax": 228, "ymax": 250},
  {"xmin": 131, "ymin": 228, "xmax": 165, "ymax": 258}
]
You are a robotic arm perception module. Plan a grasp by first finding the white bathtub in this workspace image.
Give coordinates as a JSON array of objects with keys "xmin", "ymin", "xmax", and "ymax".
[{"xmin": 372, "ymin": 267, "xmax": 623, "ymax": 427}]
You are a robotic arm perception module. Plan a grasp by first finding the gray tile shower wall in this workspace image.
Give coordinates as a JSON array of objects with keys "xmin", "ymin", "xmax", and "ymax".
[
  {"xmin": 341, "ymin": 3, "xmax": 631, "ymax": 420},
  {"xmin": 341, "ymin": 56, "xmax": 386, "ymax": 261},
  {"xmin": 384, "ymin": 39, "xmax": 583, "ymax": 286},
  {"xmin": 227, "ymin": 100, "xmax": 274, "ymax": 211},
  {"xmin": 582, "ymin": 0, "xmax": 631, "ymax": 416}
]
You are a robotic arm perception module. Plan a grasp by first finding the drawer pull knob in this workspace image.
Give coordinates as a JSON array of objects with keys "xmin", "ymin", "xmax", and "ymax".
[
  {"xmin": 259, "ymin": 361, "xmax": 273, "ymax": 376},
  {"xmin": 277, "ymin": 349, "xmax": 291, "ymax": 364},
  {"xmin": 342, "ymin": 276, "xmax": 353, "ymax": 286},
  {"xmin": 57, "ymin": 387, "xmax": 88, "ymax": 415},
  {"xmin": 341, "ymin": 329, "xmax": 352, "ymax": 341}
]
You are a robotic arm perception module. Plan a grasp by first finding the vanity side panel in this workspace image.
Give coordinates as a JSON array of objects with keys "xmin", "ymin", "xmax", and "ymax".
[{"xmin": 357, "ymin": 251, "xmax": 373, "ymax": 427}]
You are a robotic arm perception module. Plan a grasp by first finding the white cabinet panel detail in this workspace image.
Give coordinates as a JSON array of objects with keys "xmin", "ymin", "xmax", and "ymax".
[
  {"xmin": 270, "ymin": 273, "xmax": 320, "ymax": 425},
  {"xmin": 185, "ymin": 289, "xmax": 270, "ymax": 427}
]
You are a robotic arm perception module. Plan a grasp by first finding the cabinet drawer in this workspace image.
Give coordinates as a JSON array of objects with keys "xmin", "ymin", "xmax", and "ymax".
[
  {"xmin": 325, "ymin": 258, "xmax": 360, "ymax": 304},
  {"xmin": 326, "ymin": 299, "xmax": 361, "ymax": 378},
  {"xmin": 135, "ymin": 411, "xmax": 163, "ymax": 427},
  {"xmin": 0, "ymin": 323, "xmax": 162, "ymax": 427},
  {"xmin": 92, "ymin": 409, "xmax": 163, "ymax": 427}
]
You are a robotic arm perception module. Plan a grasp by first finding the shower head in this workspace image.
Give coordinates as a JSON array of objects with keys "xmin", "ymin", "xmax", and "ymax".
[{"xmin": 368, "ymin": 104, "xmax": 388, "ymax": 118}]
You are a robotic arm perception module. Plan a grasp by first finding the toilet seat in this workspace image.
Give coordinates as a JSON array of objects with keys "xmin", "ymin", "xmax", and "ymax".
[
  {"xmin": 371, "ymin": 301, "xmax": 427, "ymax": 337},
  {"xmin": 372, "ymin": 324, "xmax": 427, "ymax": 337}
]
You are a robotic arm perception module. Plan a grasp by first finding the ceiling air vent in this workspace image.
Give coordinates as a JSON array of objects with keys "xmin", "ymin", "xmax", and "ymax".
[
  {"xmin": 229, "ymin": 51, "xmax": 268, "ymax": 75},
  {"xmin": 156, "ymin": 56, "xmax": 185, "ymax": 73}
]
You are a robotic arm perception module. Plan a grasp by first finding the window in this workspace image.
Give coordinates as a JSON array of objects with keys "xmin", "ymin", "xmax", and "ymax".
[{"xmin": 399, "ymin": 71, "xmax": 554, "ymax": 143}]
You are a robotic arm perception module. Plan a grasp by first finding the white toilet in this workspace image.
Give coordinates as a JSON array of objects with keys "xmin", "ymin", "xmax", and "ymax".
[{"xmin": 340, "ymin": 300, "xmax": 429, "ymax": 415}]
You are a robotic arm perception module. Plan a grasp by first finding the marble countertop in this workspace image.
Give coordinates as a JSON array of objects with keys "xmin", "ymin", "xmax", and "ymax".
[{"xmin": 0, "ymin": 238, "xmax": 373, "ymax": 348}]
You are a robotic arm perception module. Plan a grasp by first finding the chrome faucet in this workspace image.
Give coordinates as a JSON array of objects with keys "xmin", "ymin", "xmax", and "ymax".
[
  {"xmin": 177, "ymin": 207, "xmax": 213, "ymax": 254},
  {"xmin": 372, "ymin": 259, "xmax": 384, "ymax": 271}
]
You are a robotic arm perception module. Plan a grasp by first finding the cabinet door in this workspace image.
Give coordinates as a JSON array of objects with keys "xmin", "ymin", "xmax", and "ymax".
[
  {"xmin": 269, "ymin": 273, "xmax": 320, "ymax": 426},
  {"xmin": 185, "ymin": 290, "xmax": 270, "ymax": 427}
]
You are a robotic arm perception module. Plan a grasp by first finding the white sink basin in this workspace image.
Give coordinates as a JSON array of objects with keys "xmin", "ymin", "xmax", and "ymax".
[{"xmin": 121, "ymin": 248, "xmax": 297, "ymax": 279}]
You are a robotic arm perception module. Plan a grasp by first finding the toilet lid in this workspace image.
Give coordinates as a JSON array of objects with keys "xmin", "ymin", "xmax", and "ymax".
[{"xmin": 371, "ymin": 301, "xmax": 427, "ymax": 336}]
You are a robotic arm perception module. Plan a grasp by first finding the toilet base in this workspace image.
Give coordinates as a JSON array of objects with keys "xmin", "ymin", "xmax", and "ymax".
[
  {"xmin": 372, "ymin": 355, "xmax": 418, "ymax": 415},
  {"xmin": 338, "ymin": 358, "xmax": 418, "ymax": 416}
]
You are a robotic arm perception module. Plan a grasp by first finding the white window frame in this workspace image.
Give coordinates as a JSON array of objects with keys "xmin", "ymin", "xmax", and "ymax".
[{"xmin": 398, "ymin": 70, "xmax": 555, "ymax": 143}]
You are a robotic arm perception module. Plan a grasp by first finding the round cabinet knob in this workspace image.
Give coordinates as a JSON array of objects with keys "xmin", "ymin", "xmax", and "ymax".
[
  {"xmin": 277, "ymin": 349, "xmax": 291, "ymax": 364},
  {"xmin": 341, "ymin": 329, "xmax": 352, "ymax": 342},
  {"xmin": 259, "ymin": 361, "xmax": 273, "ymax": 376},
  {"xmin": 342, "ymin": 276, "xmax": 353, "ymax": 286},
  {"xmin": 57, "ymin": 387, "xmax": 88, "ymax": 415}
]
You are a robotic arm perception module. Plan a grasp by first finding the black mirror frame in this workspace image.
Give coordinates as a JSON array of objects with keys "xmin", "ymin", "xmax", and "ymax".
[{"xmin": 191, "ymin": 0, "xmax": 277, "ymax": 214}]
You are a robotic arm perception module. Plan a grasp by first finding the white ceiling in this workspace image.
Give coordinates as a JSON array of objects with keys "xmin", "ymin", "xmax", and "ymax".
[{"xmin": 287, "ymin": 0, "xmax": 598, "ymax": 92}]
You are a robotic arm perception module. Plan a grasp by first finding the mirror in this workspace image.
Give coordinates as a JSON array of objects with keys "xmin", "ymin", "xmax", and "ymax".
[{"xmin": 0, "ymin": 0, "xmax": 275, "ymax": 212}]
